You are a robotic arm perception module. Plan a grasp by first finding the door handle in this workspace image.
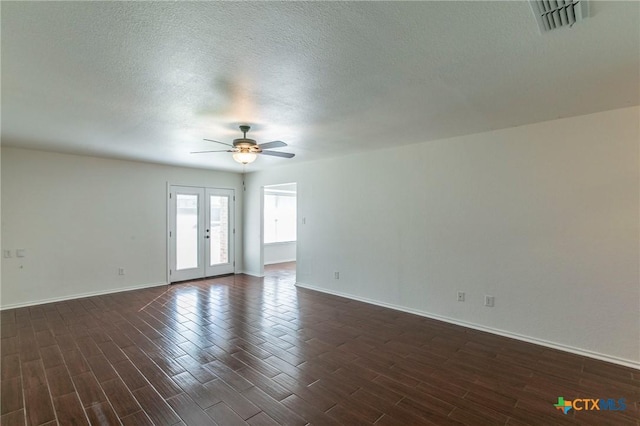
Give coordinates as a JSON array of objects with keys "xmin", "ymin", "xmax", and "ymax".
[{"xmin": 205, "ymin": 235, "xmax": 210, "ymax": 239}]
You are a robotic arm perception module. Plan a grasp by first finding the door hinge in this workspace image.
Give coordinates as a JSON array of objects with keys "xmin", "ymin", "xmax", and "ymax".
[
  {"xmin": 233, "ymin": 261, "xmax": 235, "ymax": 266},
  {"xmin": 169, "ymin": 269, "xmax": 172, "ymax": 275},
  {"xmin": 233, "ymin": 196, "xmax": 235, "ymax": 201},
  {"xmin": 169, "ymin": 193, "xmax": 172, "ymax": 199},
  {"xmin": 169, "ymin": 231, "xmax": 172, "ymax": 237},
  {"xmin": 233, "ymin": 228, "xmax": 235, "ymax": 234}
]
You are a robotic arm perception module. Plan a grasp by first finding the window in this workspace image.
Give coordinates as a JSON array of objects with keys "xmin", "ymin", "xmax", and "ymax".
[{"xmin": 264, "ymin": 192, "xmax": 296, "ymax": 243}]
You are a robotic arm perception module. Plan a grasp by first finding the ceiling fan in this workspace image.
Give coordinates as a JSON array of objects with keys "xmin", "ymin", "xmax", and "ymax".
[{"xmin": 191, "ymin": 125, "xmax": 295, "ymax": 164}]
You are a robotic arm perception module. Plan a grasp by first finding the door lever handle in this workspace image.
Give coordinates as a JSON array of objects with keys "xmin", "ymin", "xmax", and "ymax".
[{"xmin": 205, "ymin": 236, "xmax": 210, "ymax": 239}]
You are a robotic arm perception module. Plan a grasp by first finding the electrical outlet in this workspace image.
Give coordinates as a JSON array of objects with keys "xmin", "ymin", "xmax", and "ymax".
[
  {"xmin": 118, "ymin": 268, "xmax": 125, "ymax": 276},
  {"xmin": 334, "ymin": 271, "xmax": 339, "ymax": 279},
  {"xmin": 457, "ymin": 291, "xmax": 465, "ymax": 302},
  {"xmin": 16, "ymin": 249, "xmax": 26, "ymax": 258},
  {"xmin": 3, "ymin": 250, "xmax": 11, "ymax": 258},
  {"xmin": 484, "ymin": 295, "xmax": 495, "ymax": 307}
]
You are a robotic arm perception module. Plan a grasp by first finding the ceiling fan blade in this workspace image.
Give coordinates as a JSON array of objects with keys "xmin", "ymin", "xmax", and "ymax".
[
  {"xmin": 190, "ymin": 149, "xmax": 233, "ymax": 154},
  {"xmin": 258, "ymin": 140, "xmax": 287, "ymax": 149},
  {"xmin": 261, "ymin": 150, "xmax": 295, "ymax": 158},
  {"xmin": 203, "ymin": 138, "xmax": 234, "ymax": 147}
]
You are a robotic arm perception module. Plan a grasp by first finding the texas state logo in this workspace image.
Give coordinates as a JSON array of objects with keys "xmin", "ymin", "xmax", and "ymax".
[
  {"xmin": 554, "ymin": 397, "xmax": 627, "ymax": 414},
  {"xmin": 554, "ymin": 397, "xmax": 573, "ymax": 414}
]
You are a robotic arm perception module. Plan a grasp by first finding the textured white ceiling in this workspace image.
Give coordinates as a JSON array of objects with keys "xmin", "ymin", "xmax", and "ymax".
[{"xmin": 2, "ymin": 1, "xmax": 639, "ymax": 172}]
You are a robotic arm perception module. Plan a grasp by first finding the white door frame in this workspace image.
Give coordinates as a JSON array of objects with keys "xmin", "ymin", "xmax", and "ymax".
[{"xmin": 167, "ymin": 184, "xmax": 235, "ymax": 283}]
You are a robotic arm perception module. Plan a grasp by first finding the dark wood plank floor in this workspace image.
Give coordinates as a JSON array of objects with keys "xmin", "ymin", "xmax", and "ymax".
[{"xmin": 1, "ymin": 262, "xmax": 638, "ymax": 425}]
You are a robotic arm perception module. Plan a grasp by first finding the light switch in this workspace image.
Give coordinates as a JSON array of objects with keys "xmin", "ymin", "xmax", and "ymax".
[
  {"xmin": 16, "ymin": 249, "xmax": 26, "ymax": 258},
  {"xmin": 3, "ymin": 250, "xmax": 11, "ymax": 258}
]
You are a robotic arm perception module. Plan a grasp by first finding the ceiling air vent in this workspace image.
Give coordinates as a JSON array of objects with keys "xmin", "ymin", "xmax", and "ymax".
[{"xmin": 529, "ymin": 0, "xmax": 589, "ymax": 32}]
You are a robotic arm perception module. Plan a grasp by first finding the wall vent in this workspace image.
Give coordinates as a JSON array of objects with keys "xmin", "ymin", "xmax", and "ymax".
[{"xmin": 529, "ymin": 0, "xmax": 589, "ymax": 32}]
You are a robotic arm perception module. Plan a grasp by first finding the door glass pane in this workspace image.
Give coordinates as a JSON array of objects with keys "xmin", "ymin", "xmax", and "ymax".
[
  {"xmin": 176, "ymin": 194, "xmax": 199, "ymax": 270},
  {"xmin": 210, "ymin": 195, "xmax": 229, "ymax": 265}
]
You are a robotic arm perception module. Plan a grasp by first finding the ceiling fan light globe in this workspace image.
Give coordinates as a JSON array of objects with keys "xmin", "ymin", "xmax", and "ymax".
[{"xmin": 233, "ymin": 152, "xmax": 257, "ymax": 164}]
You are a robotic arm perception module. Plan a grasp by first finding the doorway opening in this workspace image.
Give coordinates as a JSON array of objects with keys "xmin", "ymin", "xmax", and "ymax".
[{"xmin": 263, "ymin": 183, "xmax": 297, "ymax": 270}]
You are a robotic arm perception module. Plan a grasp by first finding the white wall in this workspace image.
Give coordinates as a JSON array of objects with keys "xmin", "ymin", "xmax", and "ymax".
[
  {"xmin": 264, "ymin": 242, "xmax": 296, "ymax": 265},
  {"xmin": 243, "ymin": 106, "xmax": 640, "ymax": 367},
  {"xmin": 1, "ymin": 147, "xmax": 243, "ymax": 308}
]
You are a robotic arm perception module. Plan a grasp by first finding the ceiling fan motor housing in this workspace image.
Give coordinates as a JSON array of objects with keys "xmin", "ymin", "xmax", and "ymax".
[
  {"xmin": 233, "ymin": 125, "xmax": 261, "ymax": 152},
  {"xmin": 233, "ymin": 138, "xmax": 260, "ymax": 152}
]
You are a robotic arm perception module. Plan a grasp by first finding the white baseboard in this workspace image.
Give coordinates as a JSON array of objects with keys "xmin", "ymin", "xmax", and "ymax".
[
  {"xmin": 0, "ymin": 281, "xmax": 168, "ymax": 310},
  {"xmin": 238, "ymin": 270, "xmax": 265, "ymax": 278},
  {"xmin": 295, "ymin": 281, "xmax": 640, "ymax": 370},
  {"xmin": 264, "ymin": 258, "xmax": 296, "ymax": 265}
]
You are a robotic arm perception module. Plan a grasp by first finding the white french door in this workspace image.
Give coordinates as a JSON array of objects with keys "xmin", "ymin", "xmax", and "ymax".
[{"xmin": 169, "ymin": 186, "xmax": 235, "ymax": 282}]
